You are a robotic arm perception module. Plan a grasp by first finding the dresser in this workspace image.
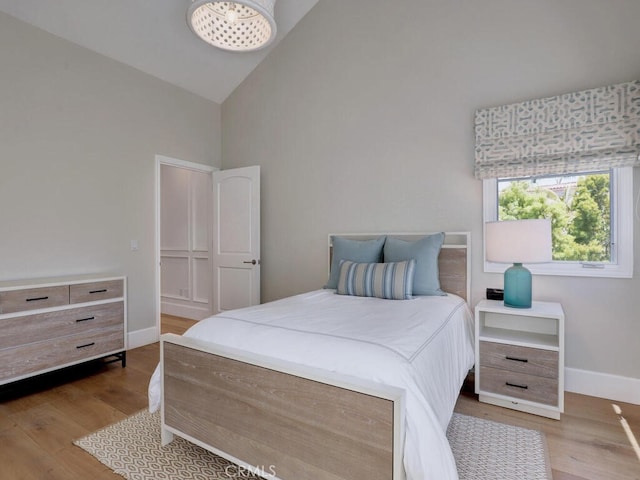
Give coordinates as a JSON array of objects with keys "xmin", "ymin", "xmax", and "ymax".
[
  {"xmin": 0, "ymin": 275, "xmax": 127, "ymax": 386},
  {"xmin": 474, "ymin": 299, "xmax": 564, "ymax": 419}
]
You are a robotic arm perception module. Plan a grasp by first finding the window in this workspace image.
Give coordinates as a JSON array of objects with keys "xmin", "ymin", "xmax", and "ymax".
[{"xmin": 483, "ymin": 167, "xmax": 633, "ymax": 278}]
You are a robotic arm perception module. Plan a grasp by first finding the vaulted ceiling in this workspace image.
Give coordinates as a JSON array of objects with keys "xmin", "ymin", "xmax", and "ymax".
[{"xmin": 0, "ymin": 0, "xmax": 319, "ymax": 103}]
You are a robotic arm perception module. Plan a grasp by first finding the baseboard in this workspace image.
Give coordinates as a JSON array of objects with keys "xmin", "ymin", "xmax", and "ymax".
[
  {"xmin": 161, "ymin": 300, "xmax": 210, "ymax": 320},
  {"xmin": 128, "ymin": 326, "xmax": 159, "ymax": 349},
  {"xmin": 565, "ymin": 367, "xmax": 640, "ymax": 405}
]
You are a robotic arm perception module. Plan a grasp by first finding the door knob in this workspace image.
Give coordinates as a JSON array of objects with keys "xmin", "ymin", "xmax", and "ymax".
[{"xmin": 243, "ymin": 259, "xmax": 259, "ymax": 265}]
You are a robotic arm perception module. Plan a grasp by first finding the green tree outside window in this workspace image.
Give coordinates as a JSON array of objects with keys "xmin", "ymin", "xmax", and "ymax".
[{"xmin": 498, "ymin": 173, "xmax": 611, "ymax": 262}]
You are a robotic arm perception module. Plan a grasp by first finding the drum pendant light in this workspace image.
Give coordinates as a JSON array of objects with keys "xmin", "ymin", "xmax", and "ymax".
[{"xmin": 187, "ymin": 0, "xmax": 277, "ymax": 52}]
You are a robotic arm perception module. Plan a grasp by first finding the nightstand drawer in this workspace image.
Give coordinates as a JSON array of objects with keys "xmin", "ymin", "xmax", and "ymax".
[
  {"xmin": 70, "ymin": 280, "xmax": 123, "ymax": 304},
  {"xmin": 480, "ymin": 341, "xmax": 558, "ymax": 379},
  {"xmin": 0, "ymin": 286, "xmax": 69, "ymax": 314},
  {"xmin": 480, "ymin": 366, "xmax": 558, "ymax": 406}
]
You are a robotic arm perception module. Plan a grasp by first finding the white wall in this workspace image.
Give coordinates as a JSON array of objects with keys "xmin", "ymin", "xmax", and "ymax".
[
  {"xmin": 222, "ymin": 0, "xmax": 640, "ymax": 401},
  {"xmin": 0, "ymin": 12, "xmax": 222, "ymax": 339}
]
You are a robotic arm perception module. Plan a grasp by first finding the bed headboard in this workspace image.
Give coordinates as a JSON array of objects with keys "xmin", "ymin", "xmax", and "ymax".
[{"xmin": 328, "ymin": 232, "xmax": 471, "ymax": 303}]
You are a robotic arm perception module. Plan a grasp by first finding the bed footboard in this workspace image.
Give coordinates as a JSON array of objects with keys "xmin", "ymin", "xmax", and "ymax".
[{"xmin": 160, "ymin": 333, "xmax": 405, "ymax": 480}]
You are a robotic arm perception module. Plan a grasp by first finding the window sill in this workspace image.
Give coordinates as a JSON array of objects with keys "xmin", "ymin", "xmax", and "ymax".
[{"xmin": 484, "ymin": 260, "xmax": 633, "ymax": 279}]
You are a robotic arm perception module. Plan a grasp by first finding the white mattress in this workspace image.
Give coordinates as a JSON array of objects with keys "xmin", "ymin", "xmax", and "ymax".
[{"xmin": 149, "ymin": 289, "xmax": 475, "ymax": 480}]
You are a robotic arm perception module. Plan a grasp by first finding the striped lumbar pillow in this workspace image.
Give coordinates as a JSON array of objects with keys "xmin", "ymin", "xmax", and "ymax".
[{"xmin": 336, "ymin": 259, "xmax": 416, "ymax": 300}]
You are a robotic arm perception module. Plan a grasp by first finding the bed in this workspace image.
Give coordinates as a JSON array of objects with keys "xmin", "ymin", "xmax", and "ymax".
[{"xmin": 149, "ymin": 232, "xmax": 474, "ymax": 480}]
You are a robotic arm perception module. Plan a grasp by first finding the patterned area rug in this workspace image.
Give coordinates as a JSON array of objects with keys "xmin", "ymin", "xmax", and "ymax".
[
  {"xmin": 447, "ymin": 413, "xmax": 552, "ymax": 480},
  {"xmin": 74, "ymin": 410, "xmax": 552, "ymax": 480}
]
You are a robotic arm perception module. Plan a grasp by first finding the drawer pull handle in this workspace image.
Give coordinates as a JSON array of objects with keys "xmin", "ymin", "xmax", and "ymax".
[
  {"xmin": 506, "ymin": 382, "xmax": 528, "ymax": 390},
  {"xmin": 76, "ymin": 342, "xmax": 96, "ymax": 349},
  {"xmin": 506, "ymin": 356, "xmax": 528, "ymax": 363},
  {"xmin": 89, "ymin": 289, "xmax": 108, "ymax": 294},
  {"xmin": 76, "ymin": 316, "xmax": 96, "ymax": 323},
  {"xmin": 26, "ymin": 296, "xmax": 49, "ymax": 302}
]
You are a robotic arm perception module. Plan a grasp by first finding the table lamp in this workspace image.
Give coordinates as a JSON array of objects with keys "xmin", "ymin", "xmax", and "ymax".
[{"xmin": 485, "ymin": 219, "xmax": 552, "ymax": 308}]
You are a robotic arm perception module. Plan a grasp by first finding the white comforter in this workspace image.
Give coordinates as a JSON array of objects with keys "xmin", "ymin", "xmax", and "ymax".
[{"xmin": 149, "ymin": 290, "xmax": 475, "ymax": 480}]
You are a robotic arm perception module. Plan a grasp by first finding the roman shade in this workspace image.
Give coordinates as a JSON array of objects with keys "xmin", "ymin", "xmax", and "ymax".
[{"xmin": 474, "ymin": 80, "xmax": 640, "ymax": 179}]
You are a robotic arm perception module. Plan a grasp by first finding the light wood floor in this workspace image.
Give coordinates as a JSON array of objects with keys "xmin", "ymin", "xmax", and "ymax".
[{"xmin": 1, "ymin": 314, "xmax": 638, "ymax": 480}]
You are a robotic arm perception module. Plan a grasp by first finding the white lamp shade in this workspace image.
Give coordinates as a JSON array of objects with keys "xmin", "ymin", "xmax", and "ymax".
[
  {"xmin": 188, "ymin": 0, "xmax": 277, "ymax": 52},
  {"xmin": 485, "ymin": 219, "xmax": 552, "ymax": 264}
]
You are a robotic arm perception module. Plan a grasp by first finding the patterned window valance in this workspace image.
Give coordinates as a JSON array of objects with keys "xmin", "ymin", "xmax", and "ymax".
[{"xmin": 474, "ymin": 80, "xmax": 640, "ymax": 179}]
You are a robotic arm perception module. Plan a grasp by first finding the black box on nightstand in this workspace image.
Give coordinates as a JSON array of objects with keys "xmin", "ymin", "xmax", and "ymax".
[{"xmin": 486, "ymin": 288, "xmax": 504, "ymax": 301}]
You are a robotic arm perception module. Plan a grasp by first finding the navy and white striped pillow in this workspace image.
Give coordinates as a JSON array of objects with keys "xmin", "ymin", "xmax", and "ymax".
[{"xmin": 336, "ymin": 259, "xmax": 416, "ymax": 300}]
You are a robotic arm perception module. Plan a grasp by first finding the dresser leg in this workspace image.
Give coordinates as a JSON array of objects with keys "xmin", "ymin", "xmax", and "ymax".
[{"xmin": 102, "ymin": 351, "xmax": 126, "ymax": 368}]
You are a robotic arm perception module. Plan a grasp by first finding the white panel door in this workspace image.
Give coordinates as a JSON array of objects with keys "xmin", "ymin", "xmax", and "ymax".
[{"xmin": 212, "ymin": 166, "xmax": 260, "ymax": 313}]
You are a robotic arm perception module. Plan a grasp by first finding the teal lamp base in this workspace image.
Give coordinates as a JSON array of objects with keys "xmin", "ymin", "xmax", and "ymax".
[{"xmin": 503, "ymin": 263, "xmax": 532, "ymax": 308}]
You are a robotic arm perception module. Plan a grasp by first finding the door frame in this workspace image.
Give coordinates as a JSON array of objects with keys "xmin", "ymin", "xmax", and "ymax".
[{"xmin": 154, "ymin": 155, "xmax": 218, "ymax": 340}]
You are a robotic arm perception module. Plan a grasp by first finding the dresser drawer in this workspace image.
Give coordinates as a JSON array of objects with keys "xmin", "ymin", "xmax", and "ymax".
[
  {"xmin": 70, "ymin": 280, "xmax": 123, "ymax": 304},
  {"xmin": 480, "ymin": 341, "xmax": 558, "ymax": 379},
  {"xmin": 0, "ymin": 302, "xmax": 124, "ymax": 350},
  {"xmin": 479, "ymin": 366, "xmax": 559, "ymax": 406},
  {"xmin": 0, "ymin": 325, "xmax": 124, "ymax": 381},
  {"xmin": 0, "ymin": 286, "xmax": 69, "ymax": 314}
]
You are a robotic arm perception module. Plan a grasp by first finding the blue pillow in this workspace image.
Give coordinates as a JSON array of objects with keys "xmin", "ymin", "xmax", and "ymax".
[
  {"xmin": 336, "ymin": 260, "xmax": 416, "ymax": 300},
  {"xmin": 383, "ymin": 233, "xmax": 446, "ymax": 296},
  {"xmin": 324, "ymin": 236, "xmax": 386, "ymax": 289}
]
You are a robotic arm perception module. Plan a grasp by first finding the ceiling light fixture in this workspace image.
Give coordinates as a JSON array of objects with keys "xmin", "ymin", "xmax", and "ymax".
[{"xmin": 187, "ymin": 0, "xmax": 277, "ymax": 52}]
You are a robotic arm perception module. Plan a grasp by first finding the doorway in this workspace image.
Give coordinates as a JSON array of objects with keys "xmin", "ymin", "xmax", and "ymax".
[{"xmin": 155, "ymin": 155, "xmax": 216, "ymax": 337}]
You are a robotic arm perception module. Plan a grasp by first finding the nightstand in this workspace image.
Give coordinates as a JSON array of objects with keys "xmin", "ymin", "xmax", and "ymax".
[{"xmin": 474, "ymin": 299, "xmax": 564, "ymax": 420}]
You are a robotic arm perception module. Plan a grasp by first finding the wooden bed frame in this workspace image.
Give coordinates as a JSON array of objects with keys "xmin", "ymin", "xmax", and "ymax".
[{"xmin": 160, "ymin": 232, "xmax": 470, "ymax": 480}]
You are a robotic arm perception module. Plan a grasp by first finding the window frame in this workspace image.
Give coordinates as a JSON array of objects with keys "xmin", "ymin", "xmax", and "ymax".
[{"xmin": 483, "ymin": 167, "xmax": 633, "ymax": 278}]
